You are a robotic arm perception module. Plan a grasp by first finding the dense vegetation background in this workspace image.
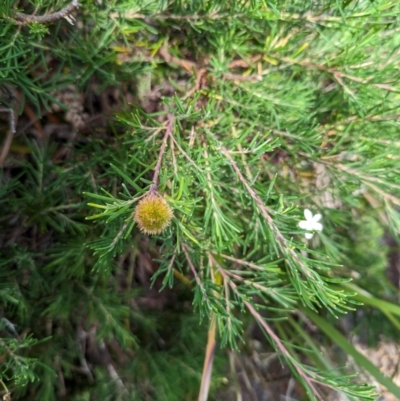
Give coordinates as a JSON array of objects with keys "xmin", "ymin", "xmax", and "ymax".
[{"xmin": 1, "ymin": 1, "xmax": 400, "ymax": 400}]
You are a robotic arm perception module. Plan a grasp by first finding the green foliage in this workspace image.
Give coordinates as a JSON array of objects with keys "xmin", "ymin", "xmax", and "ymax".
[{"xmin": 1, "ymin": 0, "xmax": 400, "ymax": 401}]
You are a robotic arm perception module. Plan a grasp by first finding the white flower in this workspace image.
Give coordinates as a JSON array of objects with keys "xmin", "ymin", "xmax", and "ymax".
[{"xmin": 298, "ymin": 209, "xmax": 323, "ymax": 239}]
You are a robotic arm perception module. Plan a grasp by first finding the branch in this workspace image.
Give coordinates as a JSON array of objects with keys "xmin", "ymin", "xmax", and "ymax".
[
  {"xmin": 198, "ymin": 315, "xmax": 216, "ymax": 401},
  {"xmin": 279, "ymin": 56, "xmax": 399, "ymax": 93},
  {"xmin": 216, "ymin": 253, "xmax": 265, "ymax": 271},
  {"xmin": 214, "ymin": 265, "xmax": 325, "ymax": 401},
  {"xmin": 243, "ymin": 299, "xmax": 325, "ymax": 401},
  {"xmin": 14, "ymin": 0, "xmax": 80, "ymax": 25},
  {"xmin": 321, "ymin": 159, "xmax": 400, "ymax": 207},
  {"xmin": 0, "ymin": 379, "xmax": 10, "ymax": 401},
  {"xmin": 182, "ymin": 243, "xmax": 211, "ymax": 305},
  {"xmin": 159, "ymin": 42, "xmax": 198, "ymax": 74},
  {"xmin": 0, "ymin": 108, "xmax": 16, "ymax": 167},
  {"xmin": 150, "ymin": 114, "xmax": 174, "ymax": 193},
  {"xmin": 220, "ymin": 146, "xmax": 313, "ymax": 279},
  {"xmin": 170, "ymin": 134, "xmax": 203, "ymax": 172},
  {"xmin": 110, "ymin": 11, "xmax": 243, "ymax": 21}
]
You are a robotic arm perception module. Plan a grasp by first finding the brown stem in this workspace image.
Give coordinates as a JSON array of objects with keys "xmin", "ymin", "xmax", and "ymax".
[
  {"xmin": 215, "ymin": 265, "xmax": 325, "ymax": 401},
  {"xmin": 0, "ymin": 108, "xmax": 15, "ymax": 167},
  {"xmin": 220, "ymin": 146, "xmax": 312, "ymax": 279},
  {"xmin": 181, "ymin": 243, "xmax": 210, "ymax": 303},
  {"xmin": 243, "ymin": 299, "xmax": 325, "ymax": 401},
  {"xmin": 158, "ymin": 42, "xmax": 198, "ymax": 73},
  {"xmin": 14, "ymin": 0, "xmax": 80, "ymax": 25},
  {"xmin": 198, "ymin": 314, "xmax": 216, "ymax": 401},
  {"xmin": 150, "ymin": 114, "xmax": 174, "ymax": 193}
]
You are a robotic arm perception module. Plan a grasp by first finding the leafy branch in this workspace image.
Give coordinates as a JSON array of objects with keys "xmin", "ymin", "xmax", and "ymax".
[{"xmin": 12, "ymin": 0, "xmax": 80, "ymax": 25}]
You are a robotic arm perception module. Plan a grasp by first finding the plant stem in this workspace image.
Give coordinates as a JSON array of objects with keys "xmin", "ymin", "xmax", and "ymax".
[
  {"xmin": 150, "ymin": 114, "xmax": 174, "ymax": 193},
  {"xmin": 14, "ymin": 0, "xmax": 80, "ymax": 25}
]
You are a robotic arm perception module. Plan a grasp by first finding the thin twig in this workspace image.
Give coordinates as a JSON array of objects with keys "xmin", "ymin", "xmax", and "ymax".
[
  {"xmin": 249, "ymin": 312, "xmax": 321, "ymax": 401},
  {"xmin": 319, "ymin": 159, "xmax": 400, "ymax": 207},
  {"xmin": 220, "ymin": 146, "xmax": 313, "ymax": 279},
  {"xmin": 232, "ymin": 126, "xmax": 253, "ymax": 181},
  {"xmin": 210, "ymin": 254, "xmax": 292, "ymax": 307},
  {"xmin": 188, "ymin": 126, "xmax": 197, "ymax": 148},
  {"xmin": 24, "ymin": 103, "xmax": 45, "ymax": 140},
  {"xmin": 150, "ymin": 114, "xmax": 174, "ymax": 193},
  {"xmin": 110, "ymin": 11, "xmax": 244, "ymax": 21},
  {"xmin": 110, "ymin": 219, "xmax": 131, "ymax": 250},
  {"xmin": 279, "ymin": 56, "xmax": 398, "ymax": 93},
  {"xmin": 144, "ymin": 126, "xmax": 164, "ymax": 142},
  {"xmin": 159, "ymin": 42, "xmax": 198, "ymax": 73},
  {"xmin": 98, "ymin": 340, "xmax": 129, "ymax": 397},
  {"xmin": 14, "ymin": 0, "xmax": 80, "ymax": 25},
  {"xmin": 76, "ymin": 326, "xmax": 94, "ymax": 382},
  {"xmin": 0, "ymin": 108, "xmax": 15, "ymax": 134},
  {"xmin": 198, "ymin": 255, "xmax": 225, "ymax": 401},
  {"xmin": 0, "ymin": 379, "xmax": 10, "ymax": 401},
  {"xmin": 183, "ymin": 68, "xmax": 207, "ymax": 99},
  {"xmin": 208, "ymin": 253, "xmax": 233, "ymax": 330},
  {"xmin": 223, "ymin": 72, "xmax": 262, "ymax": 82},
  {"xmin": 109, "ymin": 9, "xmax": 379, "ymax": 24},
  {"xmin": 228, "ymin": 55, "xmax": 262, "ymax": 68},
  {"xmin": 217, "ymin": 266, "xmax": 325, "ymax": 401},
  {"xmin": 324, "ymin": 161, "xmax": 400, "ymax": 191},
  {"xmin": 169, "ymin": 136, "xmax": 178, "ymax": 176},
  {"xmin": 0, "ymin": 337, "xmax": 25, "ymax": 375},
  {"xmin": 170, "ymin": 134, "xmax": 203, "ymax": 172},
  {"xmin": 318, "ymin": 113, "xmax": 400, "ymax": 137},
  {"xmin": 182, "ymin": 244, "xmax": 211, "ymax": 303},
  {"xmin": 203, "ymin": 139, "xmax": 222, "ymax": 232},
  {"xmin": 216, "ymin": 253, "xmax": 265, "ymax": 271},
  {"xmin": 198, "ymin": 314, "xmax": 217, "ymax": 401},
  {"xmin": 0, "ymin": 108, "xmax": 15, "ymax": 166}
]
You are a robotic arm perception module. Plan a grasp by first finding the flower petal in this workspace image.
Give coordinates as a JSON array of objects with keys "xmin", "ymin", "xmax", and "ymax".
[
  {"xmin": 312, "ymin": 213, "xmax": 322, "ymax": 222},
  {"xmin": 312, "ymin": 222, "xmax": 323, "ymax": 232},
  {"xmin": 299, "ymin": 220, "xmax": 312, "ymax": 230},
  {"xmin": 305, "ymin": 232, "xmax": 314, "ymax": 240},
  {"xmin": 304, "ymin": 209, "xmax": 313, "ymax": 221}
]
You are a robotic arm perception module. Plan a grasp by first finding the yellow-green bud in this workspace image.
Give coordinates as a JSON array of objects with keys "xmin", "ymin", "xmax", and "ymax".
[{"xmin": 134, "ymin": 193, "xmax": 173, "ymax": 235}]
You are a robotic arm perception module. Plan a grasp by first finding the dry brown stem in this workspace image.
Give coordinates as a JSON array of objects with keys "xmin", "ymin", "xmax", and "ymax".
[{"xmin": 14, "ymin": 0, "xmax": 80, "ymax": 25}]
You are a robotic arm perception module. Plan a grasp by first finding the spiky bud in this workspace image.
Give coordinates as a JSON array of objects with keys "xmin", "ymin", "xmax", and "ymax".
[{"xmin": 134, "ymin": 192, "xmax": 173, "ymax": 235}]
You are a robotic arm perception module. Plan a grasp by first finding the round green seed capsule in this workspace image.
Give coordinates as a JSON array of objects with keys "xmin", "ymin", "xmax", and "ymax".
[{"xmin": 134, "ymin": 193, "xmax": 173, "ymax": 235}]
